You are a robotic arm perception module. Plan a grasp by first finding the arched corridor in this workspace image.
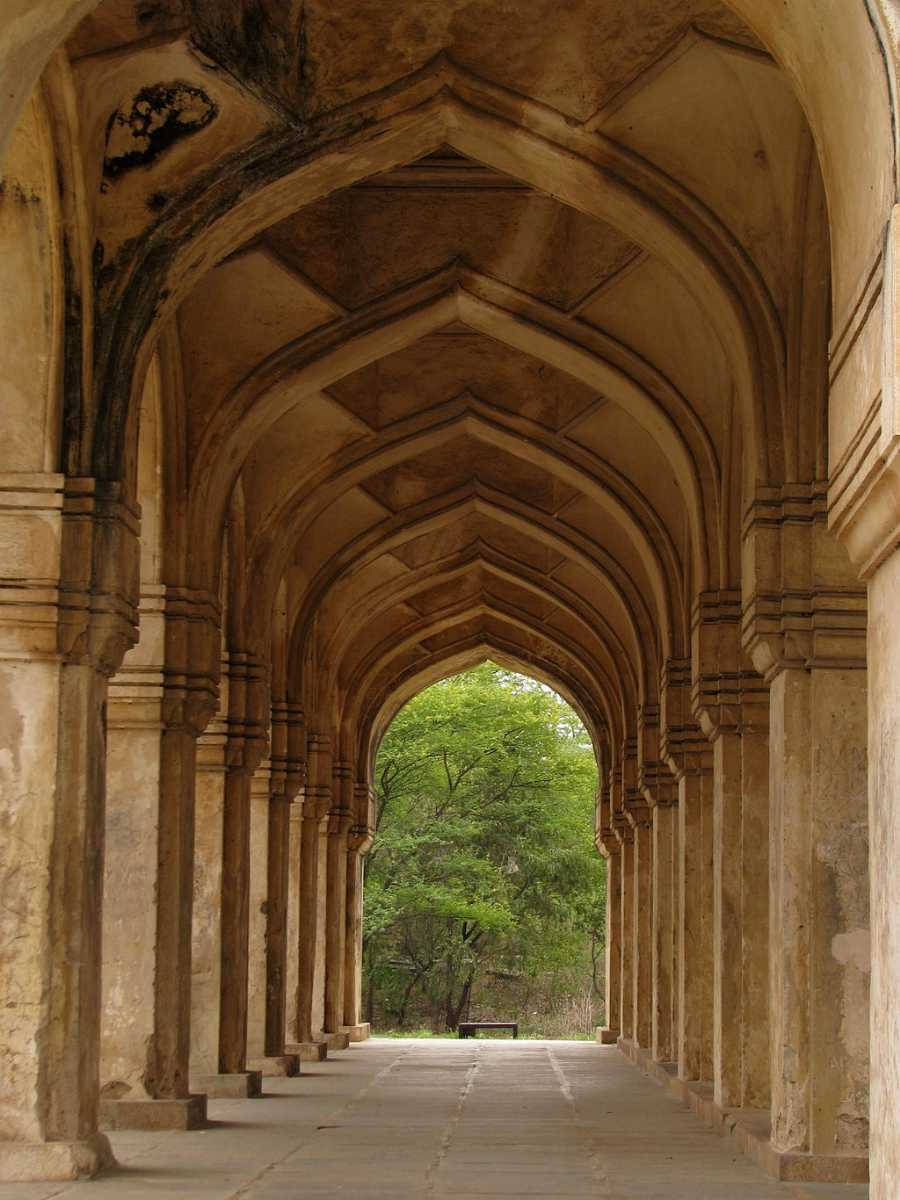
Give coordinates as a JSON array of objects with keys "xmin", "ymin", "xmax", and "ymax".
[{"xmin": 0, "ymin": 1, "xmax": 898, "ymax": 1195}]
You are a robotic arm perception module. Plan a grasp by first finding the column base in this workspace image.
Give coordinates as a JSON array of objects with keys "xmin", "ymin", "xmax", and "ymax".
[
  {"xmin": 595, "ymin": 1026, "xmax": 619, "ymax": 1044},
  {"xmin": 343, "ymin": 1022, "xmax": 371, "ymax": 1042},
  {"xmin": 617, "ymin": 1038, "xmax": 869, "ymax": 1184},
  {"xmin": 189, "ymin": 1071, "xmax": 262, "ymax": 1099},
  {"xmin": 246, "ymin": 1054, "xmax": 300, "ymax": 1077},
  {"xmin": 99, "ymin": 1094, "xmax": 207, "ymax": 1131},
  {"xmin": 322, "ymin": 1031, "xmax": 350, "ymax": 1050},
  {"xmin": 0, "ymin": 1133, "xmax": 114, "ymax": 1182},
  {"xmin": 285, "ymin": 1041, "xmax": 328, "ymax": 1061}
]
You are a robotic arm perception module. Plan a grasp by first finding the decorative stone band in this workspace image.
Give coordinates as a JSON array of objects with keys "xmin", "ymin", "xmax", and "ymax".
[
  {"xmin": 636, "ymin": 702, "xmax": 677, "ymax": 806},
  {"xmin": 329, "ymin": 760, "xmax": 355, "ymax": 835},
  {"xmin": 612, "ymin": 811, "xmax": 634, "ymax": 846},
  {"xmin": 107, "ymin": 585, "xmax": 222, "ymax": 735},
  {"xmin": 269, "ymin": 700, "xmax": 306, "ymax": 799},
  {"xmin": 692, "ymin": 590, "xmax": 768, "ymax": 739},
  {"xmin": 224, "ymin": 650, "xmax": 269, "ymax": 771},
  {"xmin": 305, "ymin": 730, "xmax": 332, "ymax": 821},
  {"xmin": 741, "ymin": 484, "xmax": 867, "ymax": 682},
  {"xmin": 659, "ymin": 658, "xmax": 710, "ymax": 781},
  {"xmin": 354, "ymin": 781, "xmax": 377, "ymax": 840}
]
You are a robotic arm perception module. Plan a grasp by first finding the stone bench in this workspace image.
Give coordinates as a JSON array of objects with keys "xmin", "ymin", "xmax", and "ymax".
[{"xmin": 458, "ymin": 1021, "xmax": 518, "ymax": 1039}]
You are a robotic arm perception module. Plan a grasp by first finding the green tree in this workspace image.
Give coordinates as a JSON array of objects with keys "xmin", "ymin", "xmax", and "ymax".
[{"xmin": 363, "ymin": 662, "xmax": 605, "ymax": 1034}]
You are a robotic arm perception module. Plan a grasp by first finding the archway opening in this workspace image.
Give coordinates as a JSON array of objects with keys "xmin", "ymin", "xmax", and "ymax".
[{"xmin": 364, "ymin": 661, "xmax": 604, "ymax": 1039}]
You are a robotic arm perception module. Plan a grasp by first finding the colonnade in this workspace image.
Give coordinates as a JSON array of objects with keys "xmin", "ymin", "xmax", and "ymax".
[
  {"xmin": 2, "ymin": 2, "xmax": 900, "ymax": 1196},
  {"xmin": 597, "ymin": 559, "xmax": 870, "ymax": 1183},
  {"xmin": 100, "ymin": 630, "xmax": 374, "ymax": 1125}
]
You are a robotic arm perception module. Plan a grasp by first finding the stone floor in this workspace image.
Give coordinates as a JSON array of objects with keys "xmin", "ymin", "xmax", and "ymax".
[{"xmin": 0, "ymin": 1040, "xmax": 869, "ymax": 1199}]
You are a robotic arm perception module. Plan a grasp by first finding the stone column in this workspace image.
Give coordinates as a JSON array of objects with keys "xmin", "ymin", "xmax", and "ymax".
[
  {"xmin": 628, "ymin": 802, "xmax": 653, "ymax": 1050},
  {"xmin": 0, "ymin": 476, "xmax": 137, "ymax": 1181},
  {"xmin": 595, "ymin": 779, "xmax": 620, "ymax": 1044},
  {"xmin": 651, "ymin": 797, "xmax": 677, "ymax": 1062},
  {"xmin": 693, "ymin": 593, "xmax": 772, "ymax": 1112},
  {"xmin": 100, "ymin": 586, "xmax": 218, "ymax": 1130},
  {"xmin": 676, "ymin": 763, "xmax": 713, "ymax": 1082},
  {"xmin": 343, "ymin": 830, "xmax": 371, "ymax": 1039},
  {"xmin": 766, "ymin": 666, "xmax": 868, "ymax": 1174},
  {"xmin": 744, "ymin": 486, "xmax": 869, "ymax": 1181},
  {"xmin": 600, "ymin": 842, "xmax": 622, "ymax": 1043},
  {"xmin": 191, "ymin": 725, "xmax": 226, "ymax": 1080},
  {"xmin": 323, "ymin": 816, "xmax": 352, "ymax": 1045},
  {"xmin": 190, "ymin": 653, "xmax": 266, "ymax": 1099},
  {"xmin": 264, "ymin": 701, "xmax": 304, "ymax": 1063},
  {"xmin": 289, "ymin": 729, "xmax": 331, "ymax": 1059},
  {"xmin": 617, "ymin": 820, "xmax": 635, "ymax": 1043},
  {"xmin": 245, "ymin": 762, "xmax": 278, "ymax": 1073},
  {"xmin": 868, "ymin": 548, "xmax": 900, "ymax": 1199},
  {"xmin": 321, "ymin": 758, "xmax": 352, "ymax": 1050},
  {"xmin": 217, "ymin": 654, "xmax": 267, "ymax": 1087},
  {"xmin": 285, "ymin": 796, "xmax": 305, "ymax": 1046}
]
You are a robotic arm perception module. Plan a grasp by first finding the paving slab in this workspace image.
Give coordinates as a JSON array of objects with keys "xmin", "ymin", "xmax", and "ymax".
[{"xmin": 0, "ymin": 1040, "xmax": 870, "ymax": 1199}]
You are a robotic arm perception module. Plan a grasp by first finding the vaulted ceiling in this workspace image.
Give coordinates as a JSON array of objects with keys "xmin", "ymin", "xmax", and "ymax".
[{"xmin": 61, "ymin": 0, "xmax": 827, "ymax": 764}]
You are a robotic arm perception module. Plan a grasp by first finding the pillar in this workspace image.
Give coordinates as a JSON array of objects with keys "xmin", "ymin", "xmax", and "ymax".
[
  {"xmin": 618, "ymin": 822, "xmax": 635, "ymax": 1043},
  {"xmin": 651, "ymin": 798, "xmax": 676, "ymax": 1061},
  {"xmin": 218, "ymin": 653, "xmax": 267, "ymax": 1082},
  {"xmin": 191, "ymin": 737, "xmax": 226, "ymax": 1078},
  {"xmin": 246, "ymin": 764, "xmax": 270, "ymax": 1064},
  {"xmin": 712, "ymin": 730, "xmax": 742, "ymax": 1107},
  {"xmin": 629, "ymin": 805, "xmax": 653, "ymax": 1049},
  {"xmin": 264, "ymin": 792, "xmax": 291, "ymax": 1052},
  {"xmin": 677, "ymin": 763, "xmax": 713, "ymax": 1082},
  {"xmin": 264, "ymin": 700, "xmax": 304, "ymax": 1058},
  {"xmin": 743, "ymin": 493, "xmax": 869, "ymax": 1179},
  {"xmin": 285, "ymin": 796, "xmax": 304, "ymax": 1043},
  {"xmin": 767, "ymin": 665, "xmax": 868, "ymax": 1174},
  {"xmin": 597, "ymin": 841, "xmax": 620, "ymax": 1043},
  {"xmin": 0, "ymin": 476, "xmax": 137, "ymax": 1180},
  {"xmin": 343, "ymin": 832, "xmax": 369, "ymax": 1037},
  {"xmin": 293, "ymin": 730, "xmax": 331, "ymax": 1053},
  {"xmin": 323, "ymin": 816, "xmax": 350, "ymax": 1037},
  {"xmin": 100, "ymin": 587, "xmax": 217, "ymax": 1129},
  {"xmin": 190, "ymin": 652, "xmax": 266, "ymax": 1097},
  {"xmin": 869, "ymin": 548, "xmax": 900, "ymax": 1198},
  {"xmin": 693, "ymin": 595, "xmax": 771, "ymax": 1111}
]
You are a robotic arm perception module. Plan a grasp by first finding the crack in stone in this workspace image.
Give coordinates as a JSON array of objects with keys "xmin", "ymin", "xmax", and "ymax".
[{"xmin": 424, "ymin": 1043, "xmax": 482, "ymax": 1196}]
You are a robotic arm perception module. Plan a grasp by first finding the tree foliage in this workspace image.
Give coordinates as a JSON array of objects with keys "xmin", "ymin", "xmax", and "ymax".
[{"xmin": 363, "ymin": 662, "xmax": 605, "ymax": 1034}]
